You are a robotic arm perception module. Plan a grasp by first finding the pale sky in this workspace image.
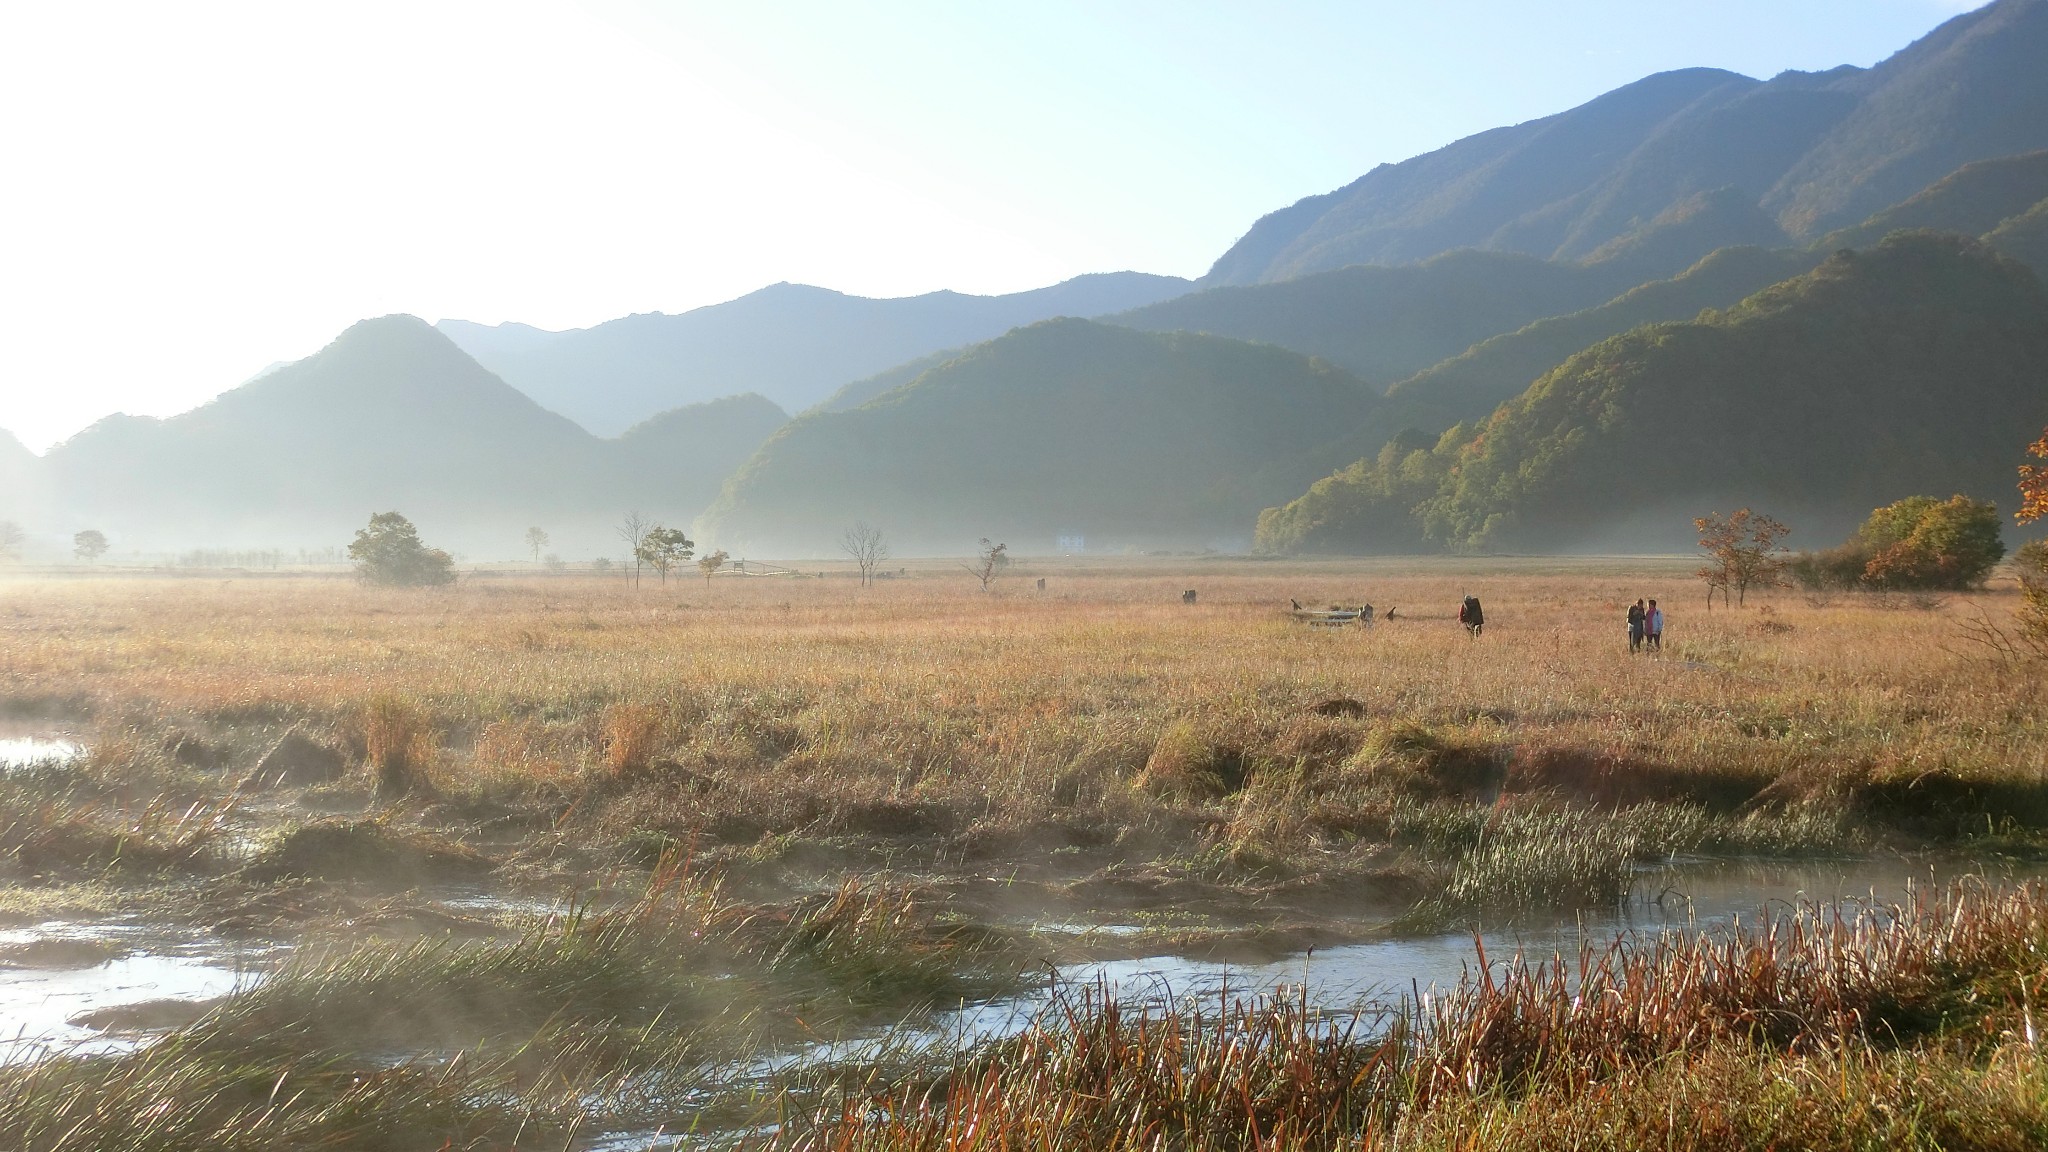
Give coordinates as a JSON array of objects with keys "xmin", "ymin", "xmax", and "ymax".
[{"xmin": 0, "ymin": 0, "xmax": 1986, "ymax": 452}]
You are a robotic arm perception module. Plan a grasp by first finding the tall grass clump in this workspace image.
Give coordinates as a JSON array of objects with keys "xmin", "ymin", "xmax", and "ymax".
[
  {"xmin": 360, "ymin": 694, "xmax": 435, "ymax": 799},
  {"xmin": 601, "ymin": 702, "xmax": 666, "ymax": 774}
]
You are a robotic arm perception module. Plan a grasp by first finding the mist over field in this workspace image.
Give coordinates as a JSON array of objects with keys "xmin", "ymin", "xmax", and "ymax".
[{"xmin": 10, "ymin": 5, "xmax": 2048, "ymax": 1150}]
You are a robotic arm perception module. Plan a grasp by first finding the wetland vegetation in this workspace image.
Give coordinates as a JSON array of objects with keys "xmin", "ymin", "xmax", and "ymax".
[{"xmin": 1, "ymin": 556, "xmax": 2045, "ymax": 1148}]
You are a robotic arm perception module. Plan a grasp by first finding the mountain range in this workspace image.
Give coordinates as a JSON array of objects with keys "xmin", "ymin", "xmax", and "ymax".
[
  {"xmin": 7, "ymin": 1, "xmax": 2048, "ymax": 561},
  {"xmin": 1207, "ymin": 0, "xmax": 2048, "ymax": 285},
  {"xmin": 438, "ymin": 272, "xmax": 1192, "ymax": 435}
]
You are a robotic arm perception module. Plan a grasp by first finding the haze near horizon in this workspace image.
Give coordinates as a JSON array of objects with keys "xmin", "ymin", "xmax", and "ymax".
[{"xmin": 0, "ymin": 0, "xmax": 1987, "ymax": 451}]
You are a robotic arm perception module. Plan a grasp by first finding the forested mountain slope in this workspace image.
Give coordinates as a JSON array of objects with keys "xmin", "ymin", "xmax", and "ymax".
[
  {"xmin": 699, "ymin": 319, "xmax": 1382, "ymax": 556},
  {"xmin": 1257, "ymin": 233, "xmax": 2048, "ymax": 554}
]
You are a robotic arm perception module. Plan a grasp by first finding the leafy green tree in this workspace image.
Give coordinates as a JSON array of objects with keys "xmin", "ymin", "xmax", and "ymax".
[
  {"xmin": 348, "ymin": 512, "xmax": 455, "ymax": 587},
  {"xmin": 72, "ymin": 529, "xmax": 108, "ymax": 564},
  {"xmin": 636, "ymin": 526, "xmax": 693, "ymax": 585},
  {"xmin": 525, "ymin": 526, "xmax": 550, "ymax": 563}
]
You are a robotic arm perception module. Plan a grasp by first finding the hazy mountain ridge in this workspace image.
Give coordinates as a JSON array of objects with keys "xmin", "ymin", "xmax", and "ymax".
[
  {"xmin": 814, "ymin": 348, "xmax": 965, "ymax": 414},
  {"xmin": 25, "ymin": 317, "xmax": 787, "ymax": 556},
  {"xmin": 438, "ymin": 271, "xmax": 1193, "ymax": 436},
  {"xmin": 1384, "ymin": 245, "xmax": 1829, "ymax": 426},
  {"xmin": 1207, "ymin": 0, "xmax": 2048, "ymax": 285},
  {"xmin": 698, "ymin": 318, "xmax": 1382, "ymax": 555},
  {"xmin": 1817, "ymin": 149, "xmax": 2048, "ymax": 252},
  {"xmin": 0, "ymin": 428, "xmax": 39, "ymax": 525},
  {"xmin": 1257, "ymin": 233, "xmax": 2048, "ymax": 555},
  {"xmin": 1987, "ymin": 198, "xmax": 2048, "ymax": 271},
  {"xmin": 1111, "ymin": 250, "xmax": 1647, "ymax": 387}
]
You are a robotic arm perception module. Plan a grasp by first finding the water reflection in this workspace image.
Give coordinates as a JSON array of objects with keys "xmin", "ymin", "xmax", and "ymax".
[{"xmin": 0, "ymin": 737, "xmax": 83, "ymax": 771}]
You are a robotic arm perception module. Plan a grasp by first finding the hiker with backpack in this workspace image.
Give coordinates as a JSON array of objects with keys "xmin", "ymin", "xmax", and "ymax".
[{"xmin": 1459, "ymin": 595, "xmax": 1484, "ymax": 637}]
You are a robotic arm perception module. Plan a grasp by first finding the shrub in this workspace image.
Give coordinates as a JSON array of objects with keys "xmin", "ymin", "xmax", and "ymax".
[
  {"xmin": 347, "ymin": 511, "xmax": 455, "ymax": 587},
  {"xmin": 1791, "ymin": 495, "xmax": 2005, "ymax": 592}
]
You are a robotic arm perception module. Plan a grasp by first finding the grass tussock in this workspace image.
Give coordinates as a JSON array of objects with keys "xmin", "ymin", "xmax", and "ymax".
[{"xmin": 239, "ymin": 819, "xmax": 494, "ymax": 887}]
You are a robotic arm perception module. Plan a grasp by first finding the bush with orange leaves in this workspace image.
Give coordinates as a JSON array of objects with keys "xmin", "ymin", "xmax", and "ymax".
[{"xmin": 2018, "ymin": 428, "xmax": 2048, "ymax": 647}]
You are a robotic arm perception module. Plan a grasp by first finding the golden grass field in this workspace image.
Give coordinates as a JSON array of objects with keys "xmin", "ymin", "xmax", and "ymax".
[
  {"xmin": 2, "ymin": 555, "xmax": 2040, "ymax": 891},
  {"xmin": 3, "ymin": 557, "xmax": 2047, "ymax": 1150}
]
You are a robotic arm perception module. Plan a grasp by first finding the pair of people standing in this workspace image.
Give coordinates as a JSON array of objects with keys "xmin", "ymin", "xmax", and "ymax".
[{"xmin": 1627, "ymin": 599, "xmax": 1663, "ymax": 653}]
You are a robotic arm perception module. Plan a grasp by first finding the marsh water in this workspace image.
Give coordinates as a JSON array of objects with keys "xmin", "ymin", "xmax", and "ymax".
[
  {"xmin": 0, "ymin": 851, "xmax": 2020, "ymax": 1068},
  {"xmin": 0, "ymin": 735, "xmax": 2030, "ymax": 1141},
  {"xmin": 0, "ymin": 736, "xmax": 83, "ymax": 773}
]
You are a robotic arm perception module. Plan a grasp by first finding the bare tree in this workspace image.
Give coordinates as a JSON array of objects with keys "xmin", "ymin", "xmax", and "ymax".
[
  {"xmin": 698, "ymin": 549, "xmax": 728, "ymax": 586},
  {"xmin": 963, "ymin": 538, "xmax": 1008, "ymax": 593},
  {"xmin": 841, "ymin": 522, "xmax": 889, "ymax": 587},
  {"xmin": 73, "ymin": 529, "xmax": 108, "ymax": 564},
  {"xmin": 525, "ymin": 526, "xmax": 550, "ymax": 563},
  {"xmin": 0, "ymin": 520, "xmax": 24, "ymax": 562},
  {"xmin": 616, "ymin": 511, "xmax": 650, "ymax": 587}
]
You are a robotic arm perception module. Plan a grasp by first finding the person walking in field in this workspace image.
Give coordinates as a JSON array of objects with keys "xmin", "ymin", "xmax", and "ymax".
[
  {"xmin": 1646, "ymin": 599, "xmax": 1664, "ymax": 651},
  {"xmin": 1627, "ymin": 599, "xmax": 1645, "ymax": 653},
  {"xmin": 1459, "ymin": 595, "xmax": 1483, "ymax": 637}
]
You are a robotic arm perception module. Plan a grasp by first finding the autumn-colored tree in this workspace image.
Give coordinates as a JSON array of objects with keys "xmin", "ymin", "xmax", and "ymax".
[
  {"xmin": 2019, "ymin": 427, "xmax": 2048, "ymax": 526},
  {"xmin": 1792, "ymin": 495, "xmax": 2006, "ymax": 592},
  {"xmin": 1855, "ymin": 495, "xmax": 2005, "ymax": 590},
  {"xmin": 2018, "ymin": 429, "xmax": 2048, "ymax": 648},
  {"xmin": 1694, "ymin": 508, "xmax": 1789, "ymax": 608},
  {"xmin": 698, "ymin": 549, "xmax": 728, "ymax": 586}
]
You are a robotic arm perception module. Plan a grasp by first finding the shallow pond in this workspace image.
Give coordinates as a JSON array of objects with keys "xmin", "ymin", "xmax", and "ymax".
[
  {"xmin": 0, "ymin": 736, "xmax": 83, "ymax": 772},
  {"xmin": 0, "ymin": 920, "xmax": 279, "ymax": 1061}
]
